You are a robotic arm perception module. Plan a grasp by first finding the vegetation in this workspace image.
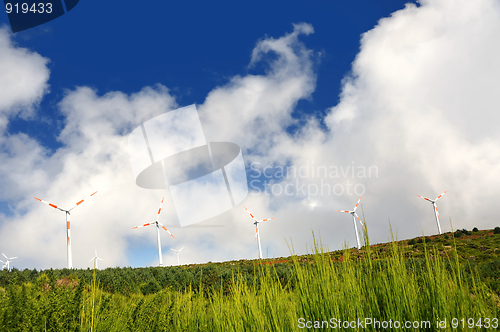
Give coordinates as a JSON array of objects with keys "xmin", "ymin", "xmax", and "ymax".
[{"xmin": 0, "ymin": 229, "xmax": 498, "ymax": 331}]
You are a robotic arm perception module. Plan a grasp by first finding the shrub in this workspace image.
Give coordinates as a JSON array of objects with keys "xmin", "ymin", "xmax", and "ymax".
[
  {"xmin": 444, "ymin": 234, "xmax": 449, "ymax": 240},
  {"xmin": 408, "ymin": 239, "xmax": 416, "ymax": 245},
  {"xmin": 494, "ymin": 227, "xmax": 500, "ymax": 234},
  {"xmin": 417, "ymin": 238, "xmax": 423, "ymax": 244},
  {"xmin": 472, "ymin": 227, "xmax": 478, "ymax": 232}
]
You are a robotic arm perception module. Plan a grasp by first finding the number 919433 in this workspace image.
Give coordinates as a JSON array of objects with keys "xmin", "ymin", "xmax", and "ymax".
[{"xmin": 6, "ymin": 2, "xmax": 53, "ymax": 14}]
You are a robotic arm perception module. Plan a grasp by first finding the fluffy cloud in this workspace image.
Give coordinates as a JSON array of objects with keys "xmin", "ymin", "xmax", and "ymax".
[
  {"xmin": 199, "ymin": 23, "xmax": 317, "ymax": 158},
  {"xmin": 1, "ymin": 0, "xmax": 500, "ymax": 269},
  {"xmin": 320, "ymin": 0, "xmax": 500, "ymax": 241},
  {"xmin": 0, "ymin": 22, "xmax": 319, "ymax": 269},
  {"xmin": 0, "ymin": 27, "xmax": 50, "ymax": 132},
  {"xmin": 0, "ymin": 27, "xmax": 51, "ymax": 202}
]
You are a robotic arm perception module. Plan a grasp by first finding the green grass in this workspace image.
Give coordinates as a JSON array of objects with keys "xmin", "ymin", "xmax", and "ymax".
[
  {"xmin": 1, "ymin": 229, "xmax": 499, "ymax": 295},
  {"xmin": 0, "ymin": 229, "xmax": 499, "ymax": 331}
]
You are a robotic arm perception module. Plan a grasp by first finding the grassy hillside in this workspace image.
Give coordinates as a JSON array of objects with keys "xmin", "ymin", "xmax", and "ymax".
[
  {"xmin": 1, "ymin": 228, "xmax": 499, "ymax": 295},
  {"xmin": 0, "ymin": 228, "xmax": 498, "ymax": 331}
]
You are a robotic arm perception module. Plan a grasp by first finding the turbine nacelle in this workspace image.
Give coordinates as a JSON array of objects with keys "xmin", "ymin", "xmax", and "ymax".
[
  {"xmin": 417, "ymin": 190, "xmax": 447, "ymax": 235},
  {"xmin": 1, "ymin": 253, "xmax": 17, "ymax": 271},
  {"xmin": 244, "ymin": 206, "xmax": 275, "ymax": 259},
  {"xmin": 34, "ymin": 191, "xmax": 98, "ymax": 269},
  {"xmin": 336, "ymin": 196, "xmax": 365, "ymax": 249},
  {"xmin": 171, "ymin": 247, "xmax": 184, "ymax": 266},
  {"xmin": 131, "ymin": 197, "xmax": 175, "ymax": 266},
  {"xmin": 132, "ymin": 221, "xmax": 175, "ymax": 238},
  {"xmin": 170, "ymin": 247, "xmax": 184, "ymax": 254},
  {"xmin": 89, "ymin": 249, "xmax": 104, "ymax": 269},
  {"xmin": 336, "ymin": 196, "xmax": 365, "ymax": 227}
]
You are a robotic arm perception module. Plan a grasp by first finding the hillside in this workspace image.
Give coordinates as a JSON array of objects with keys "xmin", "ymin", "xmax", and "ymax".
[
  {"xmin": 0, "ymin": 228, "xmax": 499, "ymax": 331},
  {"xmin": 1, "ymin": 228, "xmax": 499, "ymax": 295}
]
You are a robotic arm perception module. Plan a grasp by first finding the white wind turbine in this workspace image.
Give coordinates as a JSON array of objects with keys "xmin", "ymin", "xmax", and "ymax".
[
  {"xmin": 336, "ymin": 196, "xmax": 366, "ymax": 250},
  {"xmin": 171, "ymin": 247, "xmax": 184, "ymax": 266},
  {"xmin": 89, "ymin": 249, "xmax": 104, "ymax": 269},
  {"xmin": 132, "ymin": 197, "xmax": 175, "ymax": 266},
  {"xmin": 34, "ymin": 191, "xmax": 98, "ymax": 269},
  {"xmin": 1, "ymin": 253, "xmax": 17, "ymax": 271},
  {"xmin": 244, "ymin": 206, "xmax": 275, "ymax": 259},
  {"xmin": 417, "ymin": 190, "xmax": 447, "ymax": 235}
]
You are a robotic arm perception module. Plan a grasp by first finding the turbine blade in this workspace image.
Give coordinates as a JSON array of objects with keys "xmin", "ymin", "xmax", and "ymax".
[
  {"xmin": 416, "ymin": 195, "xmax": 432, "ymax": 202},
  {"xmin": 97, "ymin": 257, "xmax": 103, "ymax": 261},
  {"xmin": 159, "ymin": 223, "xmax": 175, "ymax": 239},
  {"xmin": 89, "ymin": 258, "xmax": 94, "ymax": 262},
  {"xmin": 435, "ymin": 190, "xmax": 448, "ymax": 201},
  {"xmin": 132, "ymin": 222, "xmax": 153, "ymax": 229},
  {"xmin": 244, "ymin": 206, "xmax": 258, "ymax": 221},
  {"xmin": 68, "ymin": 191, "xmax": 98, "ymax": 211},
  {"xmin": 336, "ymin": 210, "xmax": 352, "ymax": 214},
  {"xmin": 2, "ymin": 253, "xmax": 7, "ymax": 259},
  {"xmin": 354, "ymin": 213, "xmax": 365, "ymax": 229},
  {"xmin": 179, "ymin": 247, "xmax": 184, "ymax": 252},
  {"xmin": 155, "ymin": 197, "xmax": 164, "ymax": 222},
  {"xmin": 34, "ymin": 197, "xmax": 66, "ymax": 211},
  {"xmin": 171, "ymin": 249, "xmax": 176, "ymax": 252},
  {"xmin": 258, "ymin": 218, "xmax": 274, "ymax": 223},
  {"xmin": 353, "ymin": 196, "xmax": 362, "ymax": 212},
  {"xmin": 10, "ymin": 257, "xmax": 17, "ymax": 260}
]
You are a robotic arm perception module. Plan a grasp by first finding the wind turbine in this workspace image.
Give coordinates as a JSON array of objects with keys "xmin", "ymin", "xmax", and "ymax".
[
  {"xmin": 1, "ymin": 253, "xmax": 17, "ymax": 271},
  {"xmin": 336, "ymin": 196, "xmax": 366, "ymax": 250},
  {"xmin": 170, "ymin": 247, "xmax": 184, "ymax": 266},
  {"xmin": 244, "ymin": 206, "xmax": 275, "ymax": 259},
  {"xmin": 89, "ymin": 249, "xmax": 104, "ymax": 269},
  {"xmin": 132, "ymin": 197, "xmax": 175, "ymax": 266},
  {"xmin": 417, "ymin": 190, "xmax": 447, "ymax": 234},
  {"xmin": 34, "ymin": 191, "xmax": 98, "ymax": 269}
]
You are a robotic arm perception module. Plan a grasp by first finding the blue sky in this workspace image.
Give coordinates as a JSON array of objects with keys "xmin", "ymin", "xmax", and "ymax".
[
  {"xmin": 1, "ymin": 0, "xmax": 417, "ymax": 150},
  {"xmin": 1, "ymin": 0, "xmax": 499, "ymax": 270}
]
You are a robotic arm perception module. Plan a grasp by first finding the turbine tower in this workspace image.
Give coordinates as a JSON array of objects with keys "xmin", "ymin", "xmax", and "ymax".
[
  {"xmin": 417, "ymin": 190, "xmax": 447, "ymax": 234},
  {"xmin": 89, "ymin": 249, "xmax": 104, "ymax": 269},
  {"xmin": 170, "ymin": 247, "xmax": 184, "ymax": 266},
  {"xmin": 132, "ymin": 197, "xmax": 175, "ymax": 266},
  {"xmin": 1, "ymin": 253, "xmax": 17, "ymax": 271},
  {"xmin": 336, "ymin": 196, "xmax": 366, "ymax": 250},
  {"xmin": 34, "ymin": 191, "xmax": 98, "ymax": 269},
  {"xmin": 244, "ymin": 206, "xmax": 275, "ymax": 259}
]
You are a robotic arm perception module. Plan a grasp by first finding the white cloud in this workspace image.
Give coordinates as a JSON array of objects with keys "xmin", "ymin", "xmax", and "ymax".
[
  {"xmin": 0, "ymin": 27, "xmax": 51, "ymax": 202},
  {"xmin": 199, "ymin": 22, "xmax": 317, "ymax": 159},
  {"xmin": 0, "ymin": 26, "xmax": 50, "ymax": 132},
  {"xmin": 321, "ymin": 0, "xmax": 500, "ymax": 240},
  {"xmin": 1, "ymin": 0, "xmax": 500, "ymax": 269}
]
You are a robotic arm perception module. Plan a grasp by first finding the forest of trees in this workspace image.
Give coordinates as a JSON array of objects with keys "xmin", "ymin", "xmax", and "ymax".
[{"xmin": 1, "ymin": 229, "xmax": 499, "ymax": 295}]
